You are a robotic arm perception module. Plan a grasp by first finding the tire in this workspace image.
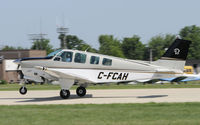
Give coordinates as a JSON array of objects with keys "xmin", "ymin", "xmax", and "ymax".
[
  {"xmin": 76, "ymin": 87, "xmax": 86, "ymax": 97},
  {"xmin": 60, "ymin": 89, "xmax": 70, "ymax": 99},
  {"xmin": 19, "ymin": 86, "xmax": 27, "ymax": 95}
]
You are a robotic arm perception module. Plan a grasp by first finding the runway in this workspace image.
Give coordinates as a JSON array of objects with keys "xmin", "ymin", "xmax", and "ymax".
[{"xmin": 0, "ymin": 88, "xmax": 200, "ymax": 105}]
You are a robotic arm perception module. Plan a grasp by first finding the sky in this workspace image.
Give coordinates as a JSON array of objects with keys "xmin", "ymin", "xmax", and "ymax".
[{"xmin": 0, "ymin": 0, "xmax": 200, "ymax": 49}]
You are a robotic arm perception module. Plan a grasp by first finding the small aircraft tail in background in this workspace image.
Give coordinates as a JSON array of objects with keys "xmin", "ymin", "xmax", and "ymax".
[{"xmin": 152, "ymin": 39, "xmax": 191, "ymax": 70}]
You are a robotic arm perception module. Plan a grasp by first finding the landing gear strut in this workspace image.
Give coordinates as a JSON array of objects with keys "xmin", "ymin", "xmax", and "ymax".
[
  {"xmin": 76, "ymin": 86, "xmax": 86, "ymax": 97},
  {"xmin": 19, "ymin": 86, "xmax": 27, "ymax": 95},
  {"xmin": 60, "ymin": 89, "xmax": 70, "ymax": 99}
]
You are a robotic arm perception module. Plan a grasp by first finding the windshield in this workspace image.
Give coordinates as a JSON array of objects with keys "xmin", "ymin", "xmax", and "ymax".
[{"xmin": 47, "ymin": 49, "xmax": 62, "ymax": 57}]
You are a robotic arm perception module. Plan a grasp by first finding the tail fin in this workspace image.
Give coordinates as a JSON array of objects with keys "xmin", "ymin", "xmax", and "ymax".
[
  {"xmin": 152, "ymin": 38, "xmax": 191, "ymax": 70},
  {"xmin": 161, "ymin": 38, "xmax": 191, "ymax": 60}
]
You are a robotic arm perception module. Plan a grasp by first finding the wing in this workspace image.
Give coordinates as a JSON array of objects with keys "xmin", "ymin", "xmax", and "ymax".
[{"xmin": 35, "ymin": 66, "xmax": 94, "ymax": 83}]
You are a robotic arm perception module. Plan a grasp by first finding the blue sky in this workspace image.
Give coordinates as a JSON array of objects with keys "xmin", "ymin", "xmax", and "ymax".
[{"xmin": 0, "ymin": 0, "xmax": 200, "ymax": 49}]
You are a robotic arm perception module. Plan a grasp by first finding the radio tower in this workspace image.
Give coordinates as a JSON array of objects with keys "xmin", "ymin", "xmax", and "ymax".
[
  {"xmin": 29, "ymin": 18, "xmax": 47, "ymax": 50},
  {"xmin": 57, "ymin": 16, "xmax": 69, "ymax": 49}
]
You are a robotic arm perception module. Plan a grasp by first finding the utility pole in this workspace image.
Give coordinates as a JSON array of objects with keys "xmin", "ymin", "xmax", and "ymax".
[{"xmin": 149, "ymin": 48, "xmax": 153, "ymax": 63}]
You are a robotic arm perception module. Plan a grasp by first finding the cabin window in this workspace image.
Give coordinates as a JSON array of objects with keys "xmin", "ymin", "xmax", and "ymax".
[
  {"xmin": 74, "ymin": 53, "xmax": 87, "ymax": 63},
  {"xmin": 90, "ymin": 56, "xmax": 99, "ymax": 64},
  {"xmin": 54, "ymin": 51, "xmax": 73, "ymax": 62},
  {"xmin": 102, "ymin": 58, "xmax": 112, "ymax": 66}
]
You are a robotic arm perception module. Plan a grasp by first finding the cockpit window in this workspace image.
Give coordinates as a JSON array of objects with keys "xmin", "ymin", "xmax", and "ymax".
[
  {"xmin": 60, "ymin": 51, "xmax": 73, "ymax": 62},
  {"xmin": 102, "ymin": 58, "xmax": 112, "ymax": 66},
  {"xmin": 54, "ymin": 51, "xmax": 73, "ymax": 62},
  {"xmin": 74, "ymin": 53, "xmax": 86, "ymax": 63},
  {"xmin": 90, "ymin": 56, "xmax": 99, "ymax": 64},
  {"xmin": 47, "ymin": 49, "xmax": 62, "ymax": 57}
]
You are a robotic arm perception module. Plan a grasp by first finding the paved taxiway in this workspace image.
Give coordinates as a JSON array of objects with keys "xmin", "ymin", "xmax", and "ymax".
[{"xmin": 0, "ymin": 88, "xmax": 200, "ymax": 105}]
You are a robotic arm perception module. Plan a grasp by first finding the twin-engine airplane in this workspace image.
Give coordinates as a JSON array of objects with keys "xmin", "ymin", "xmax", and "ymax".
[{"xmin": 14, "ymin": 38, "xmax": 191, "ymax": 99}]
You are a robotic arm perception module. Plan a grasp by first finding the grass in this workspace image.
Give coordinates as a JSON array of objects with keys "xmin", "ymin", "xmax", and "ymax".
[
  {"xmin": 1, "ymin": 81, "xmax": 200, "ymax": 91},
  {"xmin": 0, "ymin": 103, "xmax": 200, "ymax": 125}
]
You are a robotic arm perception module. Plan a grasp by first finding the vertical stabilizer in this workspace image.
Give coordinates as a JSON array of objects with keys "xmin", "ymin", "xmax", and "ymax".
[{"xmin": 152, "ymin": 39, "xmax": 191, "ymax": 70}]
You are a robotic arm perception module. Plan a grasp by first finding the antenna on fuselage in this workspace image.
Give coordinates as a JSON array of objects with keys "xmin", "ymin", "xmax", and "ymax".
[{"xmin": 85, "ymin": 47, "xmax": 90, "ymax": 52}]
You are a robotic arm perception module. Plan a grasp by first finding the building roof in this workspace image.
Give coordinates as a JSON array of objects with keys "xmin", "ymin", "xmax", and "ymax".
[{"xmin": 0, "ymin": 50, "xmax": 46, "ymax": 59}]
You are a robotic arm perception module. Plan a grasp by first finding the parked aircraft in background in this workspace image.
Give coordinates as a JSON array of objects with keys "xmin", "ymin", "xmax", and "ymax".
[
  {"xmin": 159, "ymin": 66, "xmax": 200, "ymax": 83},
  {"xmin": 14, "ymin": 38, "xmax": 191, "ymax": 99},
  {"xmin": 181, "ymin": 74, "xmax": 200, "ymax": 82}
]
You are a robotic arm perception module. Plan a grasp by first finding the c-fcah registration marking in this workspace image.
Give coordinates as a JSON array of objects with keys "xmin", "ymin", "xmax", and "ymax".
[{"xmin": 97, "ymin": 72, "xmax": 129, "ymax": 80}]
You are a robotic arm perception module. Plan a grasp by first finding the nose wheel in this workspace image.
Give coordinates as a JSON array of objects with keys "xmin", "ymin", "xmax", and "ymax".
[
  {"xmin": 60, "ymin": 89, "xmax": 70, "ymax": 99},
  {"xmin": 76, "ymin": 86, "xmax": 86, "ymax": 97},
  {"xmin": 19, "ymin": 86, "xmax": 27, "ymax": 95}
]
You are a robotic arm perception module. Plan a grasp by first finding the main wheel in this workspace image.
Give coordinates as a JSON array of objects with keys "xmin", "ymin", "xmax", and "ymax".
[
  {"xmin": 19, "ymin": 86, "xmax": 27, "ymax": 95},
  {"xmin": 76, "ymin": 86, "xmax": 86, "ymax": 97},
  {"xmin": 60, "ymin": 89, "xmax": 70, "ymax": 99}
]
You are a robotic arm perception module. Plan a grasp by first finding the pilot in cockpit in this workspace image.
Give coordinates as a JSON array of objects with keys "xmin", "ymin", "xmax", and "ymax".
[{"xmin": 66, "ymin": 53, "xmax": 72, "ymax": 62}]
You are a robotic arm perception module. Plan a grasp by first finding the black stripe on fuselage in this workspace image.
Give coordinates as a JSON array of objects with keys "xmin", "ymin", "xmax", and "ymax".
[{"xmin": 19, "ymin": 56, "xmax": 53, "ymax": 61}]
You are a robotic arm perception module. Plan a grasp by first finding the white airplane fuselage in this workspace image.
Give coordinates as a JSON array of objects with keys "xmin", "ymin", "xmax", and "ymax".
[{"xmin": 19, "ymin": 49, "xmax": 182, "ymax": 84}]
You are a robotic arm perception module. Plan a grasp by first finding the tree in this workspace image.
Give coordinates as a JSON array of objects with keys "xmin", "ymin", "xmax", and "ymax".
[
  {"xmin": 179, "ymin": 25, "xmax": 200, "ymax": 59},
  {"xmin": 31, "ymin": 39, "xmax": 54, "ymax": 54},
  {"xmin": 148, "ymin": 34, "xmax": 176, "ymax": 60},
  {"xmin": 64, "ymin": 35, "xmax": 97, "ymax": 52},
  {"xmin": 2, "ymin": 46, "xmax": 16, "ymax": 50},
  {"xmin": 122, "ymin": 35, "xmax": 145, "ymax": 60},
  {"xmin": 143, "ymin": 46, "xmax": 151, "ymax": 61},
  {"xmin": 2, "ymin": 46, "xmax": 25, "ymax": 50},
  {"xmin": 99, "ymin": 35, "xmax": 125, "ymax": 58}
]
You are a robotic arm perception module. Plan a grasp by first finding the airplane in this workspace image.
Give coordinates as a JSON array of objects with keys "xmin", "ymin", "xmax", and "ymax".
[
  {"xmin": 14, "ymin": 38, "xmax": 191, "ymax": 99},
  {"xmin": 148, "ymin": 66, "xmax": 200, "ymax": 84},
  {"xmin": 137, "ymin": 66, "xmax": 200, "ymax": 84},
  {"xmin": 159, "ymin": 73, "xmax": 200, "ymax": 84}
]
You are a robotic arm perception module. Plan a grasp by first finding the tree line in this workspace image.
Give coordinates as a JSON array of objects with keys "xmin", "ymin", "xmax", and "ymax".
[{"xmin": 2, "ymin": 25, "xmax": 200, "ymax": 60}]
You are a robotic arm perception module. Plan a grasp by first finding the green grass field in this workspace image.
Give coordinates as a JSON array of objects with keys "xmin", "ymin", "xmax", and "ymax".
[
  {"xmin": 0, "ymin": 103, "xmax": 200, "ymax": 125},
  {"xmin": 1, "ymin": 81, "xmax": 200, "ymax": 91}
]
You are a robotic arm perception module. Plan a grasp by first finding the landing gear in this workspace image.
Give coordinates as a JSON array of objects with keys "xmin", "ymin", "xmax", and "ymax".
[
  {"xmin": 60, "ymin": 89, "xmax": 70, "ymax": 99},
  {"xmin": 76, "ymin": 86, "xmax": 86, "ymax": 97},
  {"xmin": 19, "ymin": 86, "xmax": 27, "ymax": 95}
]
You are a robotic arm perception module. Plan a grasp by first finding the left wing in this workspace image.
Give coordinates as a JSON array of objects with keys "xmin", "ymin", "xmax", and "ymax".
[{"xmin": 35, "ymin": 66, "xmax": 94, "ymax": 83}]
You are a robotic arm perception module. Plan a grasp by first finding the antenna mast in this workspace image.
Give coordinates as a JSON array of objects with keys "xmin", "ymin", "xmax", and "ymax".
[
  {"xmin": 57, "ymin": 15, "xmax": 69, "ymax": 49},
  {"xmin": 28, "ymin": 18, "xmax": 47, "ymax": 50}
]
